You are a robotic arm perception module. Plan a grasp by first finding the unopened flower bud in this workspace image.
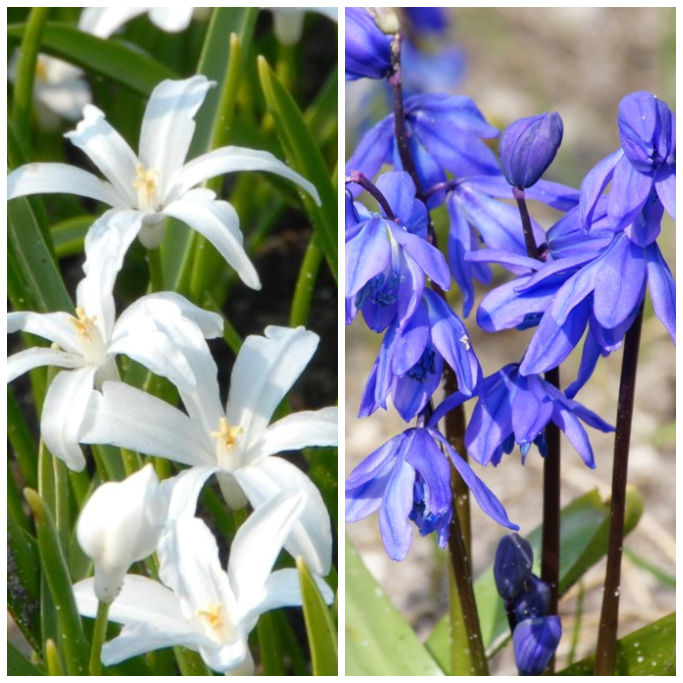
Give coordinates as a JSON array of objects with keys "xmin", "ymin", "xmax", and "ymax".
[
  {"xmin": 499, "ymin": 112, "xmax": 563, "ymax": 189},
  {"xmin": 512, "ymin": 616, "xmax": 562, "ymax": 675},
  {"xmin": 494, "ymin": 533, "xmax": 534, "ymax": 599},
  {"xmin": 511, "ymin": 575, "xmax": 551, "ymax": 624},
  {"xmin": 345, "ymin": 8, "xmax": 393, "ymax": 81}
]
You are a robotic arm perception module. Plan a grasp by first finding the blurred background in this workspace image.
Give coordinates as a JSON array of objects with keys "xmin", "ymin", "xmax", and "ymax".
[{"xmin": 345, "ymin": 7, "xmax": 675, "ymax": 674}]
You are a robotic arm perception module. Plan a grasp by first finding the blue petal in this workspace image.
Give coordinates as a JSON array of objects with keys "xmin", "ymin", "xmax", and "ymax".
[
  {"xmin": 375, "ymin": 172, "xmax": 428, "ymax": 233},
  {"xmin": 446, "ymin": 198, "xmax": 477, "ymax": 317},
  {"xmin": 551, "ymin": 405, "xmax": 596, "ymax": 468},
  {"xmin": 392, "ymin": 351, "xmax": 443, "ymax": 421},
  {"xmin": 477, "ymin": 277, "xmax": 553, "ymax": 333},
  {"xmin": 390, "ymin": 303, "xmax": 430, "ymax": 375},
  {"xmin": 378, "ymin": 459, "xmax": 416, "ymax": 561},
  {"xmin": 607, "ymin": 155, "xmax": 653, "ymax": 231},
  {"xmin": 391, "ymin": 226, "xmax": 451, "ymax": 289},
  {"xmin": 510, "ymin": 374, "xmax": 554, "ymax": 448},
  {"xmin": 345, "ymin": 115, "xmax": 394, "ymax": 190},
  {"xmin": 404, "ymin": 429, "xmax": 452, "ymax": 514},
  {"xmin": 624, "ymin": 192, "xmax": 663, "ymax": 247},
  {"xmin": 654, "ymin": 166, "xmax": 676, "ymax": 220},
  {"xmin": 345, "ymin": 469, "xmax": 393, "ymax": 523},
  {"xmin": 579, "ymin": 149, "xmax": 622, "ymax": 230},
  {"xmin": 346, "ymin": 433, "xmax": 403, "ymax": 489},
  {"xmin": 345, "ymin": 218, "xmax": 391, "ymax": 297},
  {"xmin": 564, "ymin": 327, "xmax": 606, "ymax": 399},
  {"xmin": 646, "ymin": 242, "xmax": 676, "ymax": 343},
  {"xmin": 513, "ymin": 616, "xmax": 562, "ymax": 676}
]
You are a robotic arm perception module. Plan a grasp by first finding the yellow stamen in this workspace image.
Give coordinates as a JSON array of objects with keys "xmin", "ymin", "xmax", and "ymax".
[
  {"xmin": 196, "ymin": 603, "xmax": 222, "ymax": 629},
  {"xmin": 35, "ymin": 58, "xmax": 49, "ymax": 84},
  {"xmin": 133, "ymin": 164, "xmax": 159, "ymax": 210},
  {"xmin": 72, "ymin": 307, "xmax": 97, "ymax": 337},
  {"xmin": 210, "ymin": 417, "xmax": 243, "ymax": 449}
]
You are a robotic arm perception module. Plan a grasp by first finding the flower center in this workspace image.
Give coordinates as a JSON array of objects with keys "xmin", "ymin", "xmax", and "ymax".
[
  {"xmin": 70, "ymin": 307, "xmax": 106, "ymax": 365},
  {"xmin": 133, "ymin": 164, "xmax": 159, "ymax": 211},
  {"xmin": 210, "ymin": 417, "xmax": 243, "ymax": 468},
  {"xmin": 196, "ymin": 602, "xmax": 235, "ymax": 643}
]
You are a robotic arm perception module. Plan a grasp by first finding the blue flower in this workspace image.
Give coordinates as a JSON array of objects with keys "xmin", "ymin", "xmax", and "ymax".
[
  {"xmin": 346, "ymin": 172, "xmax": 450, "ymax": 332},
  {"xmin": 359, "ymin": 289, "xmax": 481, "ymax": 422},
  {"xmin": 345, "ymin": 427, "xmax": 518, "ymax": 561},
  {"xmin": 493, "ymin": 533, "xmax": 534, "ymax": 600},
  {"xmin": 512, "ymin": 616, "xmax": 562, "ymax": 676},
  {"xmin": 430, "ymin": 363, "xmax": 614, "ymax": 468},
  {"xmin": 499, "ymin": 112, "xmax": 564, "ymax": 189},
  {"xmin": 580, "ymin": 91, "xmax": 675, "ymax": 232},
  {"xmin": 512, "ymin": 576, "xmax": 552, "ymax": 625},
  {"xmin": 346, "ymin": 93, "xmax": 500, "ymax": 201},
  {"xmin": 345, "ymin": 8, "xmax": 393, "ymax": 81}
]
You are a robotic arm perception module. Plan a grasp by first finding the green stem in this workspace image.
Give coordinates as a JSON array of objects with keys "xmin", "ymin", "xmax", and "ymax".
[
  {"xmin": 89, "ymin": 601, "xmax": 110, "ymax": 676},
  {"xmin": 594, "ymin": 303, "xmax": 644, "ymax": 675},
  {"xmin": 12, "ymin": 7, "xmax": 50, "ymax": 147},
  {"xmin": 53, "ymin": 455, "xmax": 69, "ymax": 555},
  {"xmin": 147, "ymin": 246, "xmax": 164, "ymax": 292},
  {"xmin": 289, "ymin": 237, "xmax": 323, "ymax": 327}
]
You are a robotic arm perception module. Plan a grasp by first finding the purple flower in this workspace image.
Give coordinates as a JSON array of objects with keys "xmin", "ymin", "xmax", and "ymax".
[
  {"xmin": 580, "ymin": 91, "xmax": 675, "ymax": 232},
  {"xmin": 493, "ymin": 533, "xmax": 534, "ymax": 600},
  {"xmin": 359, "ymin": 289, "xmax": 481, "ymax": 422},
  {"xmin": 345, "ymin": 427, "xmax": 517, "ymax": 561},
  {"xmin": 346, "ymin": 93, "xmax": 500, "ymax": 200},
  {"xmin": 346, "ymin": 172, "xmax": 450, "ymax": 332},
  {"xmin": 512, "ymin": 616, "xmax": 562, "ymax": 676},
  {"xmin": 512, "ymin": 576, "xmax": 552, "ymax": 625},
  {"xmin": 430, "ymin": 363, "xmax": 614, "ymax": 468},
  {"xmin": 345, "ymin": 8, "xmax": 393, "ymax": 81},
  {"xmin": 499, "ymin": 112, "xmax": 564, "ymax": 189}
]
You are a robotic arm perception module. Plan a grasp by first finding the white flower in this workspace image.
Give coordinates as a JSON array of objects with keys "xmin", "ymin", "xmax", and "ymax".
[
  {"xmin": 8, "ymin": 52, "xmax": 91, "ymax": 122},
  {"xmin": 79, "ymin": 7, "xmax": 195, "ymax": 38},
  {"xmin": 8, "ymin": 75, "xmax": 320, "ymax": 290},
  {"xmin": 77, "ymin": 464, "xmax": 169, "ymax": 603},
  {"xmin": 73, "ymin": 490, "xmax": 334, "ymax": 673},
  {"xmin": 265, "ymin": 7, "xmax": 337, "ymax": 45},
  {"xmin": 7, "ymin": 215, "xmax": 223, "ymax": 470},
  {"xmin": 81, "ymin": 325, "xmax": 337, "ymax": 575}
]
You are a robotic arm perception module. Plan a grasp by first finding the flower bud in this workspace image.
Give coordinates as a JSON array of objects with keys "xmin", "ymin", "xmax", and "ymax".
[
  {"xmin": 493, "ymin": 533, "xmax": 534, "ymax": 599},
  {"xmin": 511, "ymin": 575, "xmax": 551, "ymax": 625},
  {"xmin": 77, "ymin": 465, "xmax": 169, "ymax": 603},
  {"xmin": 345, "ymin": 8, "xmax": 393, "ymax": 81},
  {"xmin": 499, "ymin": 112, "xmax": 563, "ymax": 188},
  {"xmin": 512, "ymin": 616, "xmax": 562, "ymax": 675}
]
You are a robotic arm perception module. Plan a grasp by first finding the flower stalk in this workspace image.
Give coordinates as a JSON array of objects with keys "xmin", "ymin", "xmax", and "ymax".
[
  {"xmin": 89, "ymin": 601, "xmax": 110, "ymax": 676},
  {"xmin": 594, "ymin": 302, "xmax": 645, "ymax": 675}
]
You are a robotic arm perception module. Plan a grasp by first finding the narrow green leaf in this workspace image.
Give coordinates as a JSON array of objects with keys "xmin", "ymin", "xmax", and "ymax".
[
  {"xmin": 426, "ymin": 487, "xmax": 644, "ymax": 672},
  {"xmin": 557, "ymin": 612, "xmax": 675, "ymax": 675},
  {"xmin": 304, "ymin": 65, "xmax": 339, "ymax": 150},
  {"xmin": 50, "ymin": 214, "xmax": 93, "ymax": 258},
  {"xmin": 8, "ymin": 386, "xmax": 38, "ymax": 488},
  {"xmin": 8, "ymin": 22, "xmax": 176, "ymax": 96},
  {"xmin": 296, "ymin": 557, "xmax": 337, "ymax": 675},
  {"xmin": 345, "ymin": 536, "xmax": 444, "ymax": 676},
  {"xmin": 8, "ymin": 642, "xmax": 44, "ymax": 676},
  {"xmin": 257, "ymin": 55, "xmax": 338, "ymax": 280},
  {"xmin": 289, "ymin": 237, "xmax": 323, "ymax": 327},
  {"xmin": 24, "ymin": 488, "xmax": 89, "ymax": 675},
  {"xmin": 623, "ymin": 546, "xmax": 675, "ymax": 589},
  {"xmin": 256, "ymin": 612, "xmax": 287, "ymax": 675}
]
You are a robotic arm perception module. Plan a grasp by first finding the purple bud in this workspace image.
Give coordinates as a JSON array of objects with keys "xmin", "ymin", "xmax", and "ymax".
[
  {"xmin": 499, "ymin": 112, "xmax": 564, "ymax": 188},
  {"xmin": 511, "ymin": 575, "xmax": 551, "ymax": 624},
  {"xmin": 512, "ymin": 616, "xmax": 562, "ymax": 676},
  {"xmin": 493, "ymin": 533, "xmax": 534, "ymax": 600},
  {"xmin": 345, "ymin": 8, "xmax": 393, "ymax": 82}
]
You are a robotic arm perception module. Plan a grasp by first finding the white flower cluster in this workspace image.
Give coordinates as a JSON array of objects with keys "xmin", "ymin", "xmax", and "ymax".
[{"xmin": 8, "ymin": 70, "xmax": 336, "ymax": 673}]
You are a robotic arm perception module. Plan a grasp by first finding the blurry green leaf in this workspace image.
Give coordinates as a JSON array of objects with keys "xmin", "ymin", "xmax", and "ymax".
[
  {"xmin": 304, "ymin": 65, "xmax": 338, "ymax": 151},
  {"xmin": 8, "ymin": 387, "xmax": 38, "ymax": 488},
  {"xmin": 24, "ymin": 488, "xmax": 89, "ymax": 675},
  {"xmin": 558, "ymin": 612, "xmax": 675, "ymax": 675},
  {"xmin": 8, "ymin": 22, "xmax": 176, "ymax": 96},
  {"xmin": 426, "ymin": 487, "xmax": 644, "ymax": 672},
  {"xmin": 297, "ymin": 557, "xmax": 338, "ymax": 676},
  {"xmin": 623, "ymin": 546, "xmax": 675, "ymax": 589},
  {"xmin": 8, "ymin": 642, "xmax": 43, "ymax": 676},
  {"xmin": 256, "ymin": 612, "xmax": 287, "ymax": 675},
  {"xmin": 257, "ymin": 55, "xmax": 338, "ymax": 281},
  {"xmin": 50, "ymin": 215, "xmax": 93, "ymax": 258},
  {"xmin": 346, "ymin": 536, "xmax": 444, "ymax": 676}
]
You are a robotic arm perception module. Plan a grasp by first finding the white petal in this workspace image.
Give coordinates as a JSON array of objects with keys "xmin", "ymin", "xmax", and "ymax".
[
  {"xmin": 234, "ymin": 457, "xmax": 332, "ymax": 576},
  {"xmin": 163, "ymin": 190, "xmax": 261, "ymax": 290},
  {"xmin": 161, "ymin": 465, "xmax": 218, "ymax": 521},
  {"xmin": 228, "ymin": 490, "xmax": 306, "ymax": 610},
  {"xmin": 199, "ymin": 638, "xmax": 250, "ymax": 675},
  {"xmin": 7, "ymin": 162, "xmax": 121, "ymax": 206},
  {"xmin": 41, "ymin": 366, "xmax": 96, "ymax": 471},
  {"xmin": 271, "ymin": 10, "xmax": 305, "ymax": 45},
  {"xmin": 249, "ymin": 406, "xmax": 338, "ymax": 462},
  {"xmin": 65, "ymin": 105, "xmax": 139, "ymax": 206},
  {"xmin": 170, "ymin": 146, "xmax": 320, "ymax": 205},
  {"xmin": 7, "ymin": 347, "xmax": 83, "ymax": 383},
  {"xmin": 80, "ymin": 381, "xmax": 213, "ymax": 467},
  {"xmin": 37, "ymin": 76, "xmax": 91, "ymax": 121},
  {"xmin": 78, "ymin": 7, "xmax": 147, "ymax": 38},
  {"xmin": 226, "ymin": 326, "xmax": 319, "ymax": 447},
  {"xmin": 148, "ymin": 7, "xmax": 194, "ymax": 32},
  {"xmin": 254, "ymin": 567, "xmax": 334, "ymax": 614},
  {"xmin": 8, "ymin": 310, "xmax": 83, "ymax": 354},
  {"xmin": 140, "ymin": 76, "xmax": 214, "ymax": 196}
]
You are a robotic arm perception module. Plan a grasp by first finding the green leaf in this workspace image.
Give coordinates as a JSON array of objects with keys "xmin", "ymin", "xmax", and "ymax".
[
  {"xmin": 557, "ymin": 612, "xmax": 675, "ymax": 675},
  {"xmin": 50, "ymin": 214, "xmax": 93, "ymax": 258},
  {"xmin": 24, "ymin": 488, "xmax": 89, "ymax": 675},
  {"xmin": 345, "ymin": 536, "xmax": 444, "ymax": 676},
  {"xmin": 257, "ymin": 55, "xmax": 338, "ymax": 281},
  {"xmin": 7, "ymin": 22, "xmax": 176, "ymax": 96},
  {"xmin": 8, "ymin": 642, "xmax": 44, "ymax": 676},
  {"xmin": 426, "ymin": 487, "xmax": 644, "ymax": 672},
  {"xmin": 297, "ymin": 557, "xmax": 338, "ymax": 675}
]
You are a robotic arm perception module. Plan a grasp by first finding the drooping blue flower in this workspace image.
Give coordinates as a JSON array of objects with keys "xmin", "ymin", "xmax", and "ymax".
[
  {"xmin": 346, "ymin": 93, "xmax": 500, "ymax": 200},
  {"xmin": 346, "ymin": 172, "xmax": 450, "ymax": 333},
  {"xmin": 429, "ymin": 363, "xmax": 614, "ymax": 468},
  {"xmin": 512, "ymin": 576, "xmax": 552, "ymax": 625},
  {"xmin": 345, "ymin": 8, "xmax": 393, "ymax": 82},
  {"xmin": 499, "ymin": 112, "xmax": 564, "ymax": 189},
  {"xmin": 359, "ymin": 288, "xmax": 481, "ymax": 422},
  {"xmin": 493, "ymin": 533, "xmax": 534, "ymax": 600},
  {"xmin": 345, "ymin": 426, "xmax": 518, "ymax": 561},
  {"xmin": 580, "ymin": 91, "xmax": 675, "ymax": 232},
  {"xmin": 512, "ymin": 616, "xmax": 562, "ymax": 676}
]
